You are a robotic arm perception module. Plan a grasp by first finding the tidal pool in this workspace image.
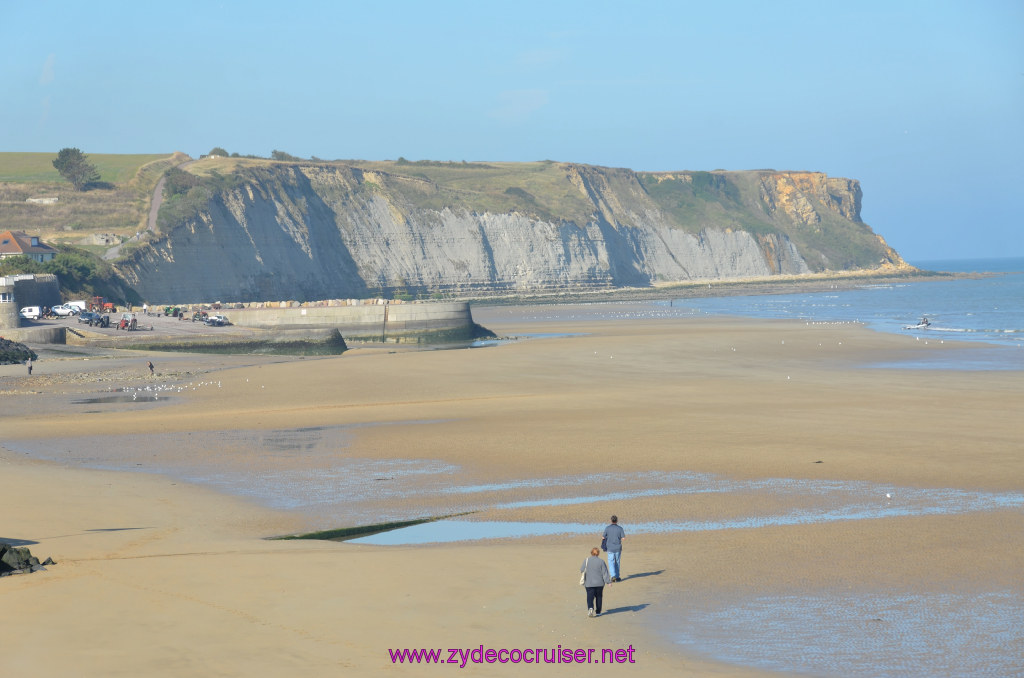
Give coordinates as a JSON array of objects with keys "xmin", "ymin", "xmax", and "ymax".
[
  {"xmin": 673, "ymin": 590, "xmax": 1023, "ymax": 678},
  {"xmin": 73, "ymin": 393, "xmax": 165, "ymax": 404},
  {"xmin": 350, "ymin": 482, "xmax": 1024, "ymax": 544}
]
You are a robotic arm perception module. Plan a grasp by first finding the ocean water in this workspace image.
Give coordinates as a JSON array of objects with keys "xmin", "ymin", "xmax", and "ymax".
[{"xmin": 661, "ymin": 257, "xmax": 1024, "ymax": 370}]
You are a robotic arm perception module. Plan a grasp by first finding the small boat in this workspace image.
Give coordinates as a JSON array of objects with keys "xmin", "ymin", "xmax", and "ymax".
[{"xmin": 903, "ymin": 316, "xmax": 931, "ymax": 330}]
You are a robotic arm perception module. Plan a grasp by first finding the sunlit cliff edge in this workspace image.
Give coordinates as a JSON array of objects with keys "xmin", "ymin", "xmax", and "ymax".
[{"xmin": 118, "ymin": 158, "xmax": 909, "ymax": 302}]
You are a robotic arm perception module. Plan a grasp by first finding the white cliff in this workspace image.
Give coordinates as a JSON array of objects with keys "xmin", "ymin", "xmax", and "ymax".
[{"xmin": 118, "ymin": 161, "xmax": 905, "ymax": 302}]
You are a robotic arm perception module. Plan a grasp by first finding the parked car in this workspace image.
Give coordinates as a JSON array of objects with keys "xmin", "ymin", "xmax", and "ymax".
[
  {"xmin": 77, "ymin": 311, "xmax": 102, "ymax": 325},
  {"xmin": 204, "ymin": 314, "xmax": 230, "ymax": 326},
  {"xmin": 66, "ymin": 300, "xmax": 88, "ymax": 312},
  {"xmin": 51, "ymin": 304, "xmax": 79, "ymax": 316},
  {"xmin": 19, "ymin": 306, "xmax": 41, "ymax": 320}
]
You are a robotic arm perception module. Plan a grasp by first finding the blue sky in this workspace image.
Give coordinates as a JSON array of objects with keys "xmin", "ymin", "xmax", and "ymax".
[{"xmin": 2, "ymin": 0, "xmax": 1021, "ymax": 261}]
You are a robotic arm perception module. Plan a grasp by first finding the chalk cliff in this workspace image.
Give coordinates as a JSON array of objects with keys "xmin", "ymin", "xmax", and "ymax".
[{"xmin": 118, "ymin": 161, "xmax": 906, "ymax": 302}]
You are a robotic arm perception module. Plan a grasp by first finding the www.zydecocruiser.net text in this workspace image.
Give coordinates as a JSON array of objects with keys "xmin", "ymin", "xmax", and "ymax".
[{"xmin": 389, "ymin": 644, "xmax": 637, "ymax": 667}]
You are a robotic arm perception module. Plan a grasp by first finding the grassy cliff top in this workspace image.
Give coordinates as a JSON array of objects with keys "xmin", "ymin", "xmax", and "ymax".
[
  {"xmin": 0, "ymin": 152, "xmax": 178, "ymax": 183},
  {"xmin": 187, "ymin": 157, "xmax": 796, "ymax": 230},
  {"xmin": 0, "ymin": 152, "xmax": 186, "ymax": 251}
]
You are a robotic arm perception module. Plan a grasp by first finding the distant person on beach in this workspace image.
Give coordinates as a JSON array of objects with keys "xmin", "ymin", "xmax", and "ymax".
[
  {"xmin": 147, "ymin": 360, "xmax": 154, "ymax": 375},
  {"xmin": 580, "ymin": 547, "xmax": 612, "ymax": 617},
  {"xmin": 26, "ymin": 357, "xmax": 32, "ymax": 375},
  {"xmin": 142, "ymin": 303, "xmax": 148, "ymax": 316},
  {"xmin": 603, "ymin": 515, "xmax": 625, "ymax": 582}
]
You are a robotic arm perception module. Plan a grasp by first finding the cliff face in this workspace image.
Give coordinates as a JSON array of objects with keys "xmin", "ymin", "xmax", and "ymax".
[{"xmin": 118, "ymin": 162, "xmax": 907, "ymax": 302}]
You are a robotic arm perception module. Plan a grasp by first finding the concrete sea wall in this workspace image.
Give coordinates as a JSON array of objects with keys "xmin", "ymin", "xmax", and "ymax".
[
  {"xmin": 0, "ymin": 274, "xmax": 61, "ymax": 330},
  {"xmin": 0, "ymin": 279, "xmax": 17, "ymax": 330},
  {"xmin": 0, "ymin": 326, "xmax": 66, "ymax": 344},
  {"xmin": 108, "ymin": 327, "xmax": 348, "ymax": 355},
  {"xmin": 222, "ymin": 301, "xmax": 478, "ymax": 341}
]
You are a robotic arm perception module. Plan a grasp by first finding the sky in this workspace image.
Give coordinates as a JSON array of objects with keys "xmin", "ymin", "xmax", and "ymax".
[{"xmin": 2, "ymin": 0, "xmax": 1021, "ymax": 261}]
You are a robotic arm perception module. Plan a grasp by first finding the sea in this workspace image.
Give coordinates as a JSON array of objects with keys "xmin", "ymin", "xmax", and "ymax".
[{"xmin": 662, "ymin": 256, "xmax": 1024, "ymax": 371}]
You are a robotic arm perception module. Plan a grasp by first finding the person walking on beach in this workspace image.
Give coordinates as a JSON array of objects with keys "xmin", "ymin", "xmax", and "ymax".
[
  {"xmin": 147, "ymin": 360, "xmax": 154, "ymax": 375},
  {"xmin": 26, "ymin": 357, "xmax": 32, "ymax": 375},
  {"xmin": 580, "ymin": 547, "xmax": 612, "ymax": 617},
  {"xmin": 603, "ymin": 515, "xmax": 625, "ymax": 582}
]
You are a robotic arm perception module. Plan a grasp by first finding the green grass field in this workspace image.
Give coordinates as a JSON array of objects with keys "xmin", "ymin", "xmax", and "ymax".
[
  {"xmin": 0, "ymin": 153, "xmax": 186, "ymax": 244},
  {"xmin": 0, "ymin": 152, "xmax": 176, "ymax": 183}
]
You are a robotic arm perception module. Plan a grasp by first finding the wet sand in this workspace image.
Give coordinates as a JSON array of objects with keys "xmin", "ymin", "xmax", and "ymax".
[{"xmin": 1, "ymin": 312, "xmax": 1022, "ymax": 676}]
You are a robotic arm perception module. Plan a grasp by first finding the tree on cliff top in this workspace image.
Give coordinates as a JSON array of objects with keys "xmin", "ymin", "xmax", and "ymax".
[{"xmin": 52, "ymin": 147, "xmax": 100, "ymax": 191}]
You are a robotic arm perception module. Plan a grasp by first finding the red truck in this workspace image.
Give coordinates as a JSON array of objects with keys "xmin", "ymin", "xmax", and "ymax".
[{"xmin": 89, "ymin": 296, "xmax": 117, "ymax": 313}]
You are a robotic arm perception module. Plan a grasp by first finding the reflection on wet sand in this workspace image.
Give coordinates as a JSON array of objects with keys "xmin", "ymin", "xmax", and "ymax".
[{"xmin": 8, "ymin": 428, "xmax": 1022, "ymax": 548}]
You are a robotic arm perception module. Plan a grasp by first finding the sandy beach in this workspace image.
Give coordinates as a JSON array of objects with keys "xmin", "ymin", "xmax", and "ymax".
[{"xmin": 2, "ymin": 309, "xmax": 1022, "ymax": 676}]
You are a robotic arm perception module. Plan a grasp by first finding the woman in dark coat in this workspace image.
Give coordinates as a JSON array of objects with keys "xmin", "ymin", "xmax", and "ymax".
[{"xmin": 580, "ymin": 546, "xmax": 612, "ymax": 617}]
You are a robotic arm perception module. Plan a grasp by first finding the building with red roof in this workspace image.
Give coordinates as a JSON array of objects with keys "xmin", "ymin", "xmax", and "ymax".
[{"xmin": 0, "ymin": 231, "xmax": 58, "ymax": 263}]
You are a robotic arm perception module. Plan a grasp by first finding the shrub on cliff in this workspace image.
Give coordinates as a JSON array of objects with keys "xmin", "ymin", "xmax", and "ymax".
[
  {"xmin": 163, "ymin": 167, "xmax": 202, "ymax": 198},
  {"xmin": 0, "ymin": 245, "xmax": 140, "ymax": 304},
  {"xmin": 157, "ymin": 171, "xmax": 240, "ymax": 232}
]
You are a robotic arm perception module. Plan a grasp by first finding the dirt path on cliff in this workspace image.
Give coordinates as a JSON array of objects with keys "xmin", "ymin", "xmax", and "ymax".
[{"xmin": 103, "ymin": 157, "xmax": 195, "ymax": 261}]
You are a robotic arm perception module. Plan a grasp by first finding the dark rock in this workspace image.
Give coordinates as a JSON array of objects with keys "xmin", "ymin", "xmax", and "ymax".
[
  {"xmin": 1, "ymin": 543, "xmax": 39, "ymax": 571},
  {"xmin": 42, "ymin": 557, "xmax": 56, "ymax": 566},
  {"xmin": 0, "ymin": 338, "xmax": 37, "ymax": 366},
  {"xmin": 0, "ymin": 543, "xmax": 49, "ymax": 576}
]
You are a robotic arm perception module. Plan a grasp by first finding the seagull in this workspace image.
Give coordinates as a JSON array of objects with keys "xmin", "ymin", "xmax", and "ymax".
[{"xmin": 885, "ymin": 493, "xmax": 893, "ymax": 500}]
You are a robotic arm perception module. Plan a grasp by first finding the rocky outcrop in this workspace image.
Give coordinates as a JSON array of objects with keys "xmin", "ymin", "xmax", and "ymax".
[
  {"xmin": 0, "ymin": 337, "xmax": 37, "ymax": 365},
  {"xmin": 0, "ymin": 543, "xmax": 54, "ymax": 577},
  {"xmin": 118, "ymin": 162, "xmax": 908, "ymax": 303},
  {"xmin": 759, "ymin": 172, "xmax": 863, "ymax": 225}
]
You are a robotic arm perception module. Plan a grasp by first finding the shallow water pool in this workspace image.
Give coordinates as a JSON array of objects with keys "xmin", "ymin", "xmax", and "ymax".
[{"xmin": 673, "ymin": 590, "xmax": 1023, "ymax": 677}]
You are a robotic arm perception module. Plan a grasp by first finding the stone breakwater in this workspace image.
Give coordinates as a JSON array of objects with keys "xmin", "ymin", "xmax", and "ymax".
[
  {"xmin": 219, "ymin": 300, "xmax": 481, "ymax": 342},
  {"xmin": 12, "ymin": 300, "xmax": 487, "ymax": 348},
  {"xmin": 120, "ymin": 327, "xmax": 349, "ymax": 355}
]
